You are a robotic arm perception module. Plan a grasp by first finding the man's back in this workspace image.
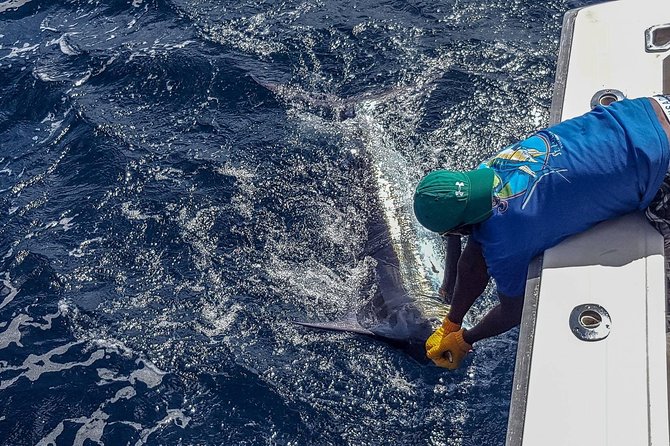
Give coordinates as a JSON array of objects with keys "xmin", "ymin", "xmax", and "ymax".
[{"xmin": 473, "ymin": 97, "xmax": 670, "ymax": 297}]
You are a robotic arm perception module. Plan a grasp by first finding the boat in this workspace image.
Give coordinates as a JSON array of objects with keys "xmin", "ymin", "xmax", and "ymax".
[{"xmin": 506, "ymin": 0, "xmax": 670, "ymax": 444}]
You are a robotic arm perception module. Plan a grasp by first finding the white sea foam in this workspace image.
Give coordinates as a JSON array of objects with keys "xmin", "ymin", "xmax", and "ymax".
[
  {"xmin": 33, "ymin": 67, "xmax": 58, "ymax": 83},
  {"xmin": 130, "ymin": 360, "xmax": 165, "ymax": 388},
  {"xmin": 44, "ymin": 215, "xmax": 77, "ymax": 232},
  {"xmin": 0, "ymin": 0, "xmax": 32, "ymax": 14},
  {"xmin": 11, "ymin": 145, "xmax": 69, "ymax": 195},
  {"xmin": 0, "ymin": 42, "xmax": 39, "ymax": 60},
  {"xmin": 121, "ymin": 201, "xmax": 160, "ymax": 221},
  {"xmin": 0, "ymin": 313, "xmax": 31, "ymax": 349},
  {"xmin": 152, "ymin": 166, "xmax": 183, "ymax": 181},
  {"xmin": 26, "ymin": 310, "xmax": 60, "ymax": 330},
  {"xmin": 0, "ymin": 342, "xmax": 105, "ymax": 389},
  {"xmin": 95, "ymin": 361, "xmax": 165, "ymax": 391},
  {"xmin": 39, "ymin": 17, "xmax": 57, "ymax": 32},
  {"xmin": 0, "ymin": 273, "xmax": 19, "ymax": 310},
  {"xmin": 68, "ymin": 237, "xmax": 104, "ymax": 258},
  {"xmin": 72, "ymin": 70, "xmax": 91, "ymax": 86},
  {"xmin": 91, "ymin": 339, "xmax": 167, "ymax": 388},
  {"xmin": 36, "ymin": 422, "xmax": 64, "ymax": 446},
  {"xmin": 36, "ymin": 371, "xmax": 186, "ymax": 446},
  {"xmin": 134, "ymin": 410, "xmax": 190, "ymax": 445},
  {"xmin": 37, "ymin": 385, "xmax": 137, "ymax": 446},
  {"xmin": 58, "ymin": 34, "xmax": 81, "ymax": 56}
]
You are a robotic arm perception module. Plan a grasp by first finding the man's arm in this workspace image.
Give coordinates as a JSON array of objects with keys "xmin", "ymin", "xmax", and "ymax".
[
  {"xmin": 462, "ymin": 292, "xmax": 523, "ymax": 345},
  {"xmin": 425, "ymin": 239, "xmax": 491, "ymax": 369},
  {"xmin": 446, "ymin": 238, "xmax": 524, "ymax": 345},
  {"xmin": 446, "ymin": 239, "xmax": 490, "ymax": 325},
  {"xmin": 440, "ymin": 235, "xmax": 462, "ymax": 303}
]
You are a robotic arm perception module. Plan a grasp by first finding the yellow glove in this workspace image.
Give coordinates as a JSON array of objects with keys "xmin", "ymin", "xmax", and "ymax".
[
  {"xmin": 425, "ymin": 317, "xmax": 461, "ymax": 353},
  {"xmin": 426, "ymin": 328, "xmax": 472, "ymax": 370}
]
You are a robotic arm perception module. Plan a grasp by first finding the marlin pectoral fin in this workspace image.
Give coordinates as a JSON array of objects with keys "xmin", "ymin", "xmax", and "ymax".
[
  {"xmin": 294, "ymin": 319, "xmax": 432, "ymax": 364},
  {"xmin": 249, "ymin": 74, "xmax": 280, "ymax": 93},
  {"xmin": 293, "ymin": 318, "xmax": 376, "ymax": 336}
]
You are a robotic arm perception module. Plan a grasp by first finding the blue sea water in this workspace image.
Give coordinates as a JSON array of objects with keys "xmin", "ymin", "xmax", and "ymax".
[{"xmin": 0, "ymin": 0, "xmax": 599, "ymax": 444}]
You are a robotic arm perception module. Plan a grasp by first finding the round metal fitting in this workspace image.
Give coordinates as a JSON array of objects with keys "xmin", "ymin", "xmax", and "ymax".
[
  {"xmin": 590, "ymin": 89, "xmax": 626, "ymax": 109},
  {"xmin": 569, "ymin": 304, "xmax": 611, "ymax": 341}
]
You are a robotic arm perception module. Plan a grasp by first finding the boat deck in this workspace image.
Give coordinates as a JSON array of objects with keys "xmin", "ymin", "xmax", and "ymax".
[{"xmin": 506, "ymin": 1, "xmax": 670, "ymax": 444}]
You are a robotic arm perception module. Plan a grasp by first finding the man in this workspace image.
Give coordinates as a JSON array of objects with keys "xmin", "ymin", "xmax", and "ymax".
[{"xmin": 413, "ymin": 96, "xmax": 670, "ymax": 369}]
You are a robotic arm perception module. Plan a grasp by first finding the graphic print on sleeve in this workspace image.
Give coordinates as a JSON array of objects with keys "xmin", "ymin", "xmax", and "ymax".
[{"xmin": 479, "ymin": 131, "xmax": 569, "ymax": 211}]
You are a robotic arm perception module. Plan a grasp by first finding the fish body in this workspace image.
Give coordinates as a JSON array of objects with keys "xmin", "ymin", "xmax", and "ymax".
[{"xmin": 256, "ymin": 76, "xmax": 449, "ymax": 361}]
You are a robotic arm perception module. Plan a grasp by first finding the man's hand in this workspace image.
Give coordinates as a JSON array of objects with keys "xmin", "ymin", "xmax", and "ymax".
[
  {"xmin": 425, "ymin": 317, "xmax": 461, "ymax": 352},
  {"xmin": 426, "ymin": 328, "xmax": 472, "ymax": 369}
]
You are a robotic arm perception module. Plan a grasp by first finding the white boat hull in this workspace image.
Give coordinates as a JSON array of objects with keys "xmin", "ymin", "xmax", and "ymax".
[{"xmin": 507, "ymin": 1, "xmax": 670, "ymax": 444}]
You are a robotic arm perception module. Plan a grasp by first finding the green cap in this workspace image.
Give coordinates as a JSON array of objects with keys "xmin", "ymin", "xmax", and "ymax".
[{"xmin": 413, "ymin": 168, "xmax": 495, "ymax": 233}]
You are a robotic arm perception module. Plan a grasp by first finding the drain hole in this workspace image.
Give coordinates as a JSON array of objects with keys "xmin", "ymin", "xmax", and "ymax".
[
  {"xmin": 590, "ymin": 89, "xmax": 625, "ymax": 109},
  {"xmin": 580, "ymin": 310, "xmax": 602, "ymax": 329},
  {"xmin": 570, "ymin": 304, "xmax": 611, "ymax": 341},
  {"xmin": 652, "ymin": 26, "xmax": 670, "ymax": 48},
  {"xmin": 598, "ymin": 93, "xmax": 619, "ymax": 106}
]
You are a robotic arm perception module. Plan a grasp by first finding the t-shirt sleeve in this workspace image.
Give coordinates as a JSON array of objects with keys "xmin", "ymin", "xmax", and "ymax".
[
  {"xmin": 472, "ymin": 227, "xmax": 531, "ymax": 299},
  {"xmin": 487, "ymin": 253, "xmax": 530, "ymax": 298}
]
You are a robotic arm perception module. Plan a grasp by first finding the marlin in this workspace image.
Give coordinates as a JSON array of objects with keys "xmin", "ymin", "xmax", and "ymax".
[
  {"xmin": 293, "ymin": 202, "xmax": 458, "ymax": 363},
  {"xmin": 252, "ymin": 76, "xmax": 455, "ymax": 362},
  {"xmin": 250, "ymin": 74, "xmax": 414, "ymax": 122}
]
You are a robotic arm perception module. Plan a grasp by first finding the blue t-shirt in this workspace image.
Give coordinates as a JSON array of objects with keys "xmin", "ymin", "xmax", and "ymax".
[{"xmin": 471, "ymin": 98, "xmax": 670, "ymax": 297}]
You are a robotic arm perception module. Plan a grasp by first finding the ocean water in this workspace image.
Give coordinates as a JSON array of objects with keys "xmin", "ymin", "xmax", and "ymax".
[{"xmin": 0, "ymin": 0, "xmax": 598, "ymax": 445}]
